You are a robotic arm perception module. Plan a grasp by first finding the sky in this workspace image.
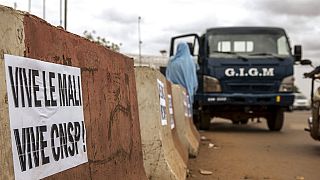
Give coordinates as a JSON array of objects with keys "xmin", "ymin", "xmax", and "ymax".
[{"xmin": 1, "ymin": 0, "xmax": 320, "ymax": 97}]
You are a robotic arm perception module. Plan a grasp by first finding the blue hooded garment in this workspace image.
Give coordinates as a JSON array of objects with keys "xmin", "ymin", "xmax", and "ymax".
[{"xmin": 166, "ymin": 42, "xmax": 198, "ymax": 103}]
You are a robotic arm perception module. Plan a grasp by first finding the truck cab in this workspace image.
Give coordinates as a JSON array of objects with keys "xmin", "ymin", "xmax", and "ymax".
[{"xmin": 170, "ymin": 27, "xmax": 302, "ymax": 131}]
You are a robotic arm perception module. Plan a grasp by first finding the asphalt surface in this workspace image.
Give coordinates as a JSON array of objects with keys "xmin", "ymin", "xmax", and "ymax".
[{"xmin": 188, "ymin": 110, "xmax": 320, "ymax": 180}]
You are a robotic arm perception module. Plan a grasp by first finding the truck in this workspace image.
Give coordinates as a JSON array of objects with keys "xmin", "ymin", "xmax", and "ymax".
[
  {"xmin": 303, "ymin": 62, "xmax": 320, "ymax": 140},
  {"xmin": 169, "ymin": 27, "xmax": 302, "ymax": 131}
]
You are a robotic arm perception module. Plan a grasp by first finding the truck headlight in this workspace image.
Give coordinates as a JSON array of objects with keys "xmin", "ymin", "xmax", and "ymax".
[
  {"xmin": 279, "ymin": 76, "xmax": 294, "ymax": 92},
  {"xmin": 203, "ymin": 75, "xmax": 222, "ymax": 92}
]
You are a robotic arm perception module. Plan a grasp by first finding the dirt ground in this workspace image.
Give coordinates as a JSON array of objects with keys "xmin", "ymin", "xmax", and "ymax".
[{"xmin": 187, "ymin": 111, "xmax": 320, "ymax": 180}]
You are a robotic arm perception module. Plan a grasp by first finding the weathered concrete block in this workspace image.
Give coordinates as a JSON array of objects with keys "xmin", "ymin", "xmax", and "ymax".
[
  {"xmin": 0, "ymin": 6, "xmax": 26, "ymax": 180},
  {"xmin": 172, "ymin": 84, "xmax": 200, "ymax": 157},
  {"xmin": 135, "ymin": 67, "xmax": 187, "ymax": 180},
  {"xmin": 166, "ymin": 80, "xmax": 189, "ymax": 164},
  {"xmin": 0, "ymin": 5, "xmax": 146, "ymax": 180}
]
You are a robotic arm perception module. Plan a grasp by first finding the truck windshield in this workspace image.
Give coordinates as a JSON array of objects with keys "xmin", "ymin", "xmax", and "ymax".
[{"xmin": 208, "ymin": 33, "xmax": 291, "ymax": 58}]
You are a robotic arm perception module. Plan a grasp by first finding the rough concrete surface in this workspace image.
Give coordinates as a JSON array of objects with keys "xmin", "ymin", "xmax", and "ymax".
[
  {"xmin": 166, "ymin": 80, "xmax": 189, "ymax": 165},
  {"xmin": 135, "ymin": 67, "xmax": 187, "ymax": 180},
  {"xmin": 172, "ymin": 84, "xmax": 200, "ymax": 157},
  {"xmin": 23, "ymin": 14, "xmax": 147, "ymax": 179},
  {"xmin": 183, "ymin": 90, "xmax": 201, "ymax": 143},
  {"xmin": 0, "ymin": 6, "xmax": 26, "ymax": 180},
  {"xmin": 0, "ymin": 6, "xmax": 147, "ymax": 179}
]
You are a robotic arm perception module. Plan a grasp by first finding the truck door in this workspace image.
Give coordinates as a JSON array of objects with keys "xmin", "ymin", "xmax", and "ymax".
[{"xmin": 170, "ymin": 34, "xmax": 200, "ymax": 65}]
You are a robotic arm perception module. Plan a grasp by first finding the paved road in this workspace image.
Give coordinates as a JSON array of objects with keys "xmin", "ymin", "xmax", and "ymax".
[{"xmin": 188, "ymin": 111, "xmax": 320, "ymax": 180}]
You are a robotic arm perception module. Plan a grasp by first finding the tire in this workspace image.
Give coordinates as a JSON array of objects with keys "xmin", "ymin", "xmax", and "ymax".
[
  {"xmin": 232, "ymin": 121, "xmax": 239, "ymax": 124},
  {"xmin": 240, "ymin": 118, "xmax": 249, "ymax": 125},
  {"xmin": 199, "ymin": 113, "xmax": 211, "ymax": 130},
  {"xmin": 267, "ymin": 108, "xmax": 284, "ymax": 131},
  {"xmin": 311, "ymin": 101, "xmax": 320, "ymax": 140},
  {"xmin": 193, "ymin": 113, "xmax": 200, "ymax": 129}
]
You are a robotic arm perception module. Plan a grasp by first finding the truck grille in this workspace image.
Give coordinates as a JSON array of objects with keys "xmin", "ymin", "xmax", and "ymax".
[{"xmin": 225, "ymin": 83, "xmax": 275, "ymax": 93}]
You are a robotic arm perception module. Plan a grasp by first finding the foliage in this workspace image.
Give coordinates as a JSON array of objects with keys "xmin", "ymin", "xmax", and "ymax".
[{"xmin": 83, "ymin": 30, "xmax": 121, "ymax": 51}]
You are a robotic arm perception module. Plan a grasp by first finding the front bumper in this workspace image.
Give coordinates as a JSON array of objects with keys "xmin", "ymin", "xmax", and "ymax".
[{"xmin": 195, "ymin": 93, "xmax": 294, "ymax": 106}]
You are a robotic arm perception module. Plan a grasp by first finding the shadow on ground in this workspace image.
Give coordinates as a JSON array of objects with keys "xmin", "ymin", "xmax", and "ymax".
[{"xmin": 205, "ymin": 120, "xmax": 273, "ymax": 134}]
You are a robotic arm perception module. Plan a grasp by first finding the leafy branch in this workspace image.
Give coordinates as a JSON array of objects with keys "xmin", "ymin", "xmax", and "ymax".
[{"xmin": 83, "ymin": 30, "xmax": 121, "ymax": 51}]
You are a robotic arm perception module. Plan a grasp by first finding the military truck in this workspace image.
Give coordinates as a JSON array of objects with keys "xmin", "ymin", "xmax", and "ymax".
[{"xmin": 169, "ymin": 27, "xmax": 302, "ymax": 131}]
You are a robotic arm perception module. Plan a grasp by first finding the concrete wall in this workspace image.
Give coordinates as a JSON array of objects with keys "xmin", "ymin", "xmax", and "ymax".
[
  {"xmin": 0, "ymin": 5, "xmax": 146, "ymax": 180},
  {"xmin": 166, "ymin": 81, "xmax": 189, "ymax": 164},
  {"xmin": 135, "ymin": 67, "xmax": 187, "ymax": 180},
  {"xmin": 172, "ymin": 84, "xmax": 200, "ymax": 157},
  {"xmin": 0, "ymin": 6, "xmax": 26, "ymax": 180}
]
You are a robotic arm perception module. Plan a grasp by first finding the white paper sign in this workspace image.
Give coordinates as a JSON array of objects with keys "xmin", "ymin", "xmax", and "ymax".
[
  {"xmin": 186, "ymin": 95, "xmax": 192, "ymax": 118},
  {"xmin": 183, "ymin": 91, "xmax": 188, "ymax": 117},
  {"xmin": 157, "ymin": 79, "xmax": 167, "ymax": 126},
  {"xmin": 167, "ymin": 94, "xmax": 175, "ymax": 129},
  {"xmin": 4, "ymin": 55, "xmax": 88, "ymax": 180}
]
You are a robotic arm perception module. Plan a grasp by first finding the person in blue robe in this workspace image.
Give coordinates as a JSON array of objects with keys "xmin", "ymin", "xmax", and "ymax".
[{"xmin": 166, "ymin": 42, "xmax": 198, "ymax": 104}]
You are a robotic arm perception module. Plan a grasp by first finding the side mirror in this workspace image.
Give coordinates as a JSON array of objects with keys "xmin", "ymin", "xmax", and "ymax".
[
  {"xmin": 300, "ymin": 59, "xmax": 312, "ymax": 66},
  {"xmin": 294, "ymin": 45, "xmax": 302, "ymax": 62}
]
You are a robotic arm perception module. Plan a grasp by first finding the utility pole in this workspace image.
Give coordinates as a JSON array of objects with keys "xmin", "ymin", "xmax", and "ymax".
[
  {"xmin": 59, "ymin": 0, "xmax": 62, "ymax": 26},
  {"xmin": 43, "ymin": 0, "xmax": 46, "ymax": 19},
  {"xmin": 138, "ymin": 16, "xmax": 142, "ymax": 65},
  {"xmin": 28, "ymin": 0, "xmax": 31, "ymax": 12},
  {"xmin": 64, "ymin": 0, "xmax": 67, "ymax": 30}
]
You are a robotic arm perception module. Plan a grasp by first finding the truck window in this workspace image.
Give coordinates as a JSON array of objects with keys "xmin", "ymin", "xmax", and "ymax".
[
  {"xmin": 171, "ymin": 36, "xmax": 199, "ymax": 57},
  {"xmin": 218, "ymin": 41, "xmax": 254, "ymax": 52},
  {"xmin": 277, "ymin": 36, "xmax": 290, "ymax": 55},
  {"xmin": 234, "ymin": 41, "xmax": 254, "ymax": 52},
  {"xmin": 217, "ymin": 41, "xmax": 231, "ymax": 52},
  {"xmin": 208, "ymin": 34, "xmax": 290, "ymax": 57},
  {"xmin": 170, "ymin": 36, "xmax": 200, "ymax": 65}
]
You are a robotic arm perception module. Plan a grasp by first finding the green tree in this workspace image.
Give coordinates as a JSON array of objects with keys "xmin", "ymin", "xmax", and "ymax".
[{"xmin": 83, "ymin": 30, "xmax": 121, "ymax": 51}]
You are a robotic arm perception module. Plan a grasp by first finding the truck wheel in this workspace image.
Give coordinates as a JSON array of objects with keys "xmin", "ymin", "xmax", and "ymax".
[
  {"xmin": 199, "ymin": 113, "xmax": 211, "ymax": 130},
  {"xmin": 267, "ymin": 108, "xmax": 284, "ymax": 131},
  {"xmin": 193, "ymin": 114, "xmax": 200, "ymax": 129},
  {"xmin": 311, "ymin": 101, "xmax": 320, "ymax": 140},
  {"xmin": 240, "ymin": 118, "xmax": 249, "ymax": 125}
]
